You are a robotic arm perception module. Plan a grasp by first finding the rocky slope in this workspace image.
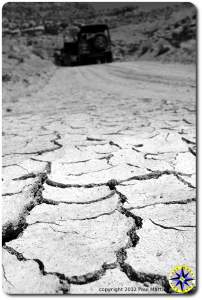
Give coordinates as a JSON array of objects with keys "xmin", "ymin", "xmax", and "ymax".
[
  {"xmin": 109, "ymin": 3, "xmax": 196, "ymax": 63},
  {"xmin": 2, "ymin": 2, "xmax": 196, "ymax": 63},
  {"xmin": 2, "ymin": 35, "xmax": 56, "ymax": 111}
]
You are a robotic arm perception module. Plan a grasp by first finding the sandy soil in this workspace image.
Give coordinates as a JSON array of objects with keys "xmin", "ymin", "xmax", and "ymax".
[{"xmin": 2, "ymin": 61, "xmax": 196, "ymax": 294}]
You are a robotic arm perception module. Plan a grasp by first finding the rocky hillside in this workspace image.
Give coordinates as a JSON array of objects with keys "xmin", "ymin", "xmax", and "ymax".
[
  {"xmin": 2, "ymin": 2, "xmax": 196, "ymax": 64},
  {"xmin": 2, "ymin": 35, "xmax": 55, "ymax": 109},
  {"xmin": 2, "ymin": 2, "xmax": 95, "ymax": 26},
  {"xmin": 109, "ymin": 3, "xmax": 196, "ymax": 63}
]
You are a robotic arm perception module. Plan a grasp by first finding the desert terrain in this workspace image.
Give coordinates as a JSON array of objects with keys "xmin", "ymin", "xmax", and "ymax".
[{"xmin": 2, "ymin": 2, "xmax": 196, "ymax": 294}]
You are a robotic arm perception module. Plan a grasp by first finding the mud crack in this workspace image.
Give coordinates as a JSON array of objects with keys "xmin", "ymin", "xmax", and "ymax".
[
  {"xmin": 46, "ymin": 170, "xmax": 190, "ymax": 190},
  {"xmin": 107, "ymin": 186, "xmax": 172, "ymax": 293},
  {"xmin": 119, "ymin": 263, "xmax": 171, "ymax": 293},
  {"xmin": 43, "ymin": 191, "xmax": 116, "ymax": 206},
  {"xmin": 3, "ymin": 245, "xmax": 70, "ymax": 294},
  {"xmin": 2, "ymin": 173, "xmax": 47, "ymax": 245},
  {"xmin": 3, "ymin": 133, "xmax": 63, "ymax": 157}
]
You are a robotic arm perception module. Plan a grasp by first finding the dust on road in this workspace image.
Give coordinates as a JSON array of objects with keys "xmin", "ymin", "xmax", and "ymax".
[{"xmin": 2, "ymin": 61, "xmax": 196, "ymax": 294}]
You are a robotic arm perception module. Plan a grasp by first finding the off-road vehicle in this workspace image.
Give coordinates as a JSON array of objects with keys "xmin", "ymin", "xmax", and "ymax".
[{"xmin": 54, "ymin": 24, "xmax": 113, "ymax": 66}]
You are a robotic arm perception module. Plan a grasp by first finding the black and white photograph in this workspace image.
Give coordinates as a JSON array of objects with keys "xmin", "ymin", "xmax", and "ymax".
[{"xmin": 2, "ymin": 1, "xmax": 196, "ymax": 295}]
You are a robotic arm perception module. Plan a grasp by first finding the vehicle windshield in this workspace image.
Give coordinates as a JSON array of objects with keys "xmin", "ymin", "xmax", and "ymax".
[
  {"xmin": 79, "ymin": 27, "xmax": 109, "ymax": 41},
  {"xmin": 80, "ymin": 25, "xmax": 108, "ymax": 33},
  {"xmin": 80, "ymin": 30, "xmax": 107, "ymax": 40}
]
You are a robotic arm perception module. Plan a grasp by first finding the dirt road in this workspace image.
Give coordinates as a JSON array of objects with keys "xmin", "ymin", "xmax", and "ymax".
[{"xmin": 2, "ymin": 61, "xmax": 196, "ymax": 294}]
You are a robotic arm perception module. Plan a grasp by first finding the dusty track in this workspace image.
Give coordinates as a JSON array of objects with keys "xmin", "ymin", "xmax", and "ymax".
[{"xmin": 2, "ymin": 61, "xmax": 196, "ymax": 294}]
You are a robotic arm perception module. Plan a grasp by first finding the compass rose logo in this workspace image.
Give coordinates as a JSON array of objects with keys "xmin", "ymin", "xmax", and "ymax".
[{"xmin": 168, "ymin": 265, "xmax": 195, "ymax": 293}]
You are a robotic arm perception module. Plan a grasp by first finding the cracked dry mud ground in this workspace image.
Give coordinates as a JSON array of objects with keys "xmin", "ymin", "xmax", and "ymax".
[{"xmin": 2, "ymin": 61, "xmax": 196, "ymax": 294}]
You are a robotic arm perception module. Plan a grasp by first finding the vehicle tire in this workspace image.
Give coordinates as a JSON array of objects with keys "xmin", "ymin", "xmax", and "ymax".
[
  {"xmin": 105, "ymin": 52, "xmax": 113, "ymax": 63},
  {"xmin": 93, "ymin": 34, "xmax": 108, "ymax": 51},
  {"xmin": 63, "ymin": 54, "xmax": 72, "ymax": 66},
  {"xmin": 79, "ymin": 55, "xmax": 89, "ymax": 65},
  {"xmin": 54, "ymin": 54, "xmax": 62, "ymax": 66},
  {"xmin": 100, "ymin": 57, "xmax": 106, "ymax": 64}
]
